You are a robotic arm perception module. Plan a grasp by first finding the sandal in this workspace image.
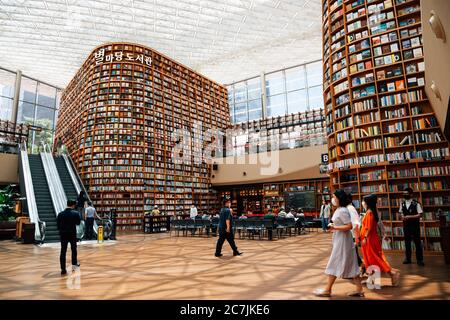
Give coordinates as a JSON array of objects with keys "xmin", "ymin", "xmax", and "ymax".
[
  {"xmin": 347, "ymin": 291, "xmax": 365, "ymax": 297},
  {"xmin": 313, "ymin": 289, "xmax": 331, "ymax": 297},
  {"xmin": 391, "ymin": 272, "xmax": 400, "ymax": 287}
]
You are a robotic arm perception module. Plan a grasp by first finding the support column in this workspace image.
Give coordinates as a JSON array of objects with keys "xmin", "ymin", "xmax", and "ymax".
[
  {"xmin": 260, "ymin": 71, "xmax": 267, "ymax": 119},
  {"xmin": 11, "ymin": 70, "xmax": 22, "ymax": 124}
]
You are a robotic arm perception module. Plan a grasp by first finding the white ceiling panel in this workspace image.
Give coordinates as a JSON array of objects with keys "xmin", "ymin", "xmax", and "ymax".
[{"xmin": 0, "ymin": 0, "xmax": 322, "ymax": 88}]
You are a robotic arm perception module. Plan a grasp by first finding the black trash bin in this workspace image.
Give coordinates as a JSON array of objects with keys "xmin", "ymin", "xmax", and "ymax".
[{"xmin": 22, "ymin": 223, "xmax": 35, "ymax": 244}]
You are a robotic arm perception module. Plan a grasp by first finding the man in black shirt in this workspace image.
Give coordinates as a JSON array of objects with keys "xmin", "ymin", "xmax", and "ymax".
[
  {"xmin": 57, "ymin": 199, "xmax": 81, "ymax": 275},
  {"xmin": 215, "ymin": 199, "xmax": 242, "ymax": 257},
  {"xmin": 399, "ymin": 187, "xmax": 424, "ymax": 266}
]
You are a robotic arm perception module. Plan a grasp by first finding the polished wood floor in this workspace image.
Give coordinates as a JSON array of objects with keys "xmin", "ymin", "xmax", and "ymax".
[{"xmin": 0, "ymin": 232, "xmax": 448, "ymax": 300}]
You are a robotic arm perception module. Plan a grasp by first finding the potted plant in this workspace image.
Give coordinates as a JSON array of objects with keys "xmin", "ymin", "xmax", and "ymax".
[{"xmin": 0, "ymin": 185, "xmax": 19, "ymax": 239}]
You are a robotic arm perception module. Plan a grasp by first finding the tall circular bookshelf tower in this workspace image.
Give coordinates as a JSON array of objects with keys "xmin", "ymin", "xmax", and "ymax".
[
  {"xmin": 55, "ymin": 43, "xmax": 230, "ymax": 231},
  {"xmin": 322, "ymin": 0, "xmax": 450, "ymax": 252}
]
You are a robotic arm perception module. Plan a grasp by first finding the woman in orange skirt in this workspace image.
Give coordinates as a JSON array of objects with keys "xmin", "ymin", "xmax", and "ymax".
[{"xmin": 360, "ymin": 194, "xmax": 400, "ymax": 286}]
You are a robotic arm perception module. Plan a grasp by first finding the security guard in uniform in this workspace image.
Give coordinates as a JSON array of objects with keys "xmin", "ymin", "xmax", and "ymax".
[{"xmin": 399, "ymin": 187, "xmax": 424, "ymax": 266}]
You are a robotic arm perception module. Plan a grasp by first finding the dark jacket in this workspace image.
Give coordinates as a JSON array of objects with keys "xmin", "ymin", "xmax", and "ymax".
[{"xmin": 57, "ymin": 208, "xmax": 81, "ymax": 234}]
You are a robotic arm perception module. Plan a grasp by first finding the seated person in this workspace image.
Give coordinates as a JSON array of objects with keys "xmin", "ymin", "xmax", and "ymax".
[
  {"xmin": 202, "ymin": 213, "xmax": 211, "ymax": 220},
  {"xmin": 239, "ymin": 214, "xmax": 248, "ymax": 219},
  {"xmin": 278, "ymin": 207, "xmax": 287, "ymax": 218},
  {"xmin": 286, "ymin": 209, "xmax": 295, "ymax": 219}
]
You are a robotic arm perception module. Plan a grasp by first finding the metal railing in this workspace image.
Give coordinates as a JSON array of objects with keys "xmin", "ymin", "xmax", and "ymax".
[
  {"xmin": 40, "ymin": 143, "xmax": 67, "ymax": 216},
  {"xmin": 19, "ymin": 141, "xmax": 43, "ymax": 241}
]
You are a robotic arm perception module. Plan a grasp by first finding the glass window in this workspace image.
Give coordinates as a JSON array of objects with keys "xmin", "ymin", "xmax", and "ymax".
[
  {"xmin": 249, "ymin": 109, "xmax": 262, "ymax": 121},
  {"xmin": 0, "ymin": 69, "xmax": 16, "ymax": 98},
  {"xmin": 234, "ymin": 111, "xmax": 248, "ymax": 123},
  {"xmin": 0, "ymin": 96, "xmax": 13, "ymax": 121},
  {"xmin": 247, "ymin": 77, "xmax": 261, "ymax": 100},
  {"xmin": 287, "ymin": 89, "xmax": 307, "ymax": 114},
  {"xmin": 234, "ymin": 82, "xmax": 247, "ymax": 103},
  {"xmin": 285, "ymin": 66, "xmax": 306, "ymax": 92},
  {"xmin": 227, "ymin": 85, "xmax": 234, "ymax": 105},
  {"xmin": 306, "ymin": 61, "xmax": 322, "ymax": 87},
  {"xmin": 31, "ymin": 129, "xmax": 54, "ymax": 154},
  {"xmin": 37, "ymin": 83, "xmax": 57, "ymax": 108},
  {"xmin": 248, "ymin": 98, "xmax": 262, "ymax": 121},
  {"xmin": 234, "ymin": 101, "xmax": 247, "ymax": 114},
  {"xmin": 20, "ymin": 77, "xmax": 37, "ymax": 103},
  {"xmin": 35, "ymin": 105, "xmax": 55, "ymax": 130},
  {"xmin": 308, "ymin": 85, "xmax": 324, "ymax": 110},
  {"xmin": 18, "ymin": 101, "xmax": 35, "ymax": 125},
  {"xmin": 267, "ymin": 94, "xmax": 286, "ymax": 117},
  {"xmin": 248, "ymin": 99, "xmax": 261, "ymax": 112},
  {"xmin": 265, "ymin": 71, "xmax": 285, "ymax": 97}
]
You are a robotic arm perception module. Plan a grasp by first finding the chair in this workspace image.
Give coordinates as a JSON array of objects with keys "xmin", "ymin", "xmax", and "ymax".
[
  {"xmin": 194, "ymin": 219, "xmax": 204, "ymax": 236},
  {"xmin": 245, "ymin": 220, "xmax": 257, "ymax": 239},
  {"xmin": 202, "ymin": 220, "xmax": 211, "ymax": 237},
  {"xmin": 285, "ymin": 218, "xmax": 296, "ymax": 236},
  {"xmin": 185, "ymin": 219, "xmax": 196, "ymax": 236},
  {"xmin": 276, "ymin": 217, "xmax": 287, "ymax": 238},
  {"xmin": 253, "ymin": 219, "xmax": 264, "ymax": 240},
  {"xmin": 234, "ymin": 220, "xmax": 245, "ymax": 238},
  {"xmin": 170, "ymin": 220, "xmax": 179, "ymax": 237},
  {"xmin": 177, "ymin": 219, "xmax": 187, "ymax": 236},
  {"xmin": 263, "ymin": 219, "xmax": 274, "ymax": 240},
  {"xmin": 211, "ymin": 217, "xmax": 219, "ymax": 236}
]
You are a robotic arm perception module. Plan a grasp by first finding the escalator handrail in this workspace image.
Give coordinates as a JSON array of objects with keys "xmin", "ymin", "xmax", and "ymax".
[
  {"xmin": 40, "ymin": 143, "xmax": 67, "ymax": 216},
  {"xmin": 63, "ymin": 153, "xmax": 92, "ymax": 203},
  {"xmin": 19, "ymin": 142, "xmax": 42, "ymax": 241}
]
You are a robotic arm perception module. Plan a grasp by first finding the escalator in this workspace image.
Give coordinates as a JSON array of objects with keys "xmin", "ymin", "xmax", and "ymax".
[
  {"xmin": 27, "ymin": 154, "xmax": 59, "ymax": 242},
  {"xmin": 54, "ymin": 156, "xmax": 78, "ymax": 203}
]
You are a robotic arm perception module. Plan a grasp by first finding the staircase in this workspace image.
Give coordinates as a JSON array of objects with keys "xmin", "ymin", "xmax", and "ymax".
[
  {"xmin": 28, "ymin": 154, "xmax": 59, "ymax": 242},
  {"xmin": 54, "ymin": 156, "xmax": 79, "ymax": 203}
]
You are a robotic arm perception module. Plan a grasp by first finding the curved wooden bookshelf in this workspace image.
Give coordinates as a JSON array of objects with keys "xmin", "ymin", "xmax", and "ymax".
[
  {"xmin": 55, "ymin": 42, "xmax": 229, "ymax": 231},
  {"xmin": 322, "ymin": 0, "xmax": 450, "ymax": 252}
]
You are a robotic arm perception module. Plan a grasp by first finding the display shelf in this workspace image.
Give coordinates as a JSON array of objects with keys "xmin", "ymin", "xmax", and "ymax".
[
  {"xmin": 55, "ymin": 42, "xmax": 230, "ymax": 231},
  {"xmin": 322, "ymin": 0, "xmax": 450, "ymax": 252}
]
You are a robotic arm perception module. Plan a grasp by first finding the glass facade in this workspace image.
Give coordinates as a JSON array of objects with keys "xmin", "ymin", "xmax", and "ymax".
[
  {"xmin": 227, "ymin": 60, "xmax": 324, "ymax": 124},
  {"xmin": 0, "ymin": 67, "xmax": 61, "ymax": 153}
]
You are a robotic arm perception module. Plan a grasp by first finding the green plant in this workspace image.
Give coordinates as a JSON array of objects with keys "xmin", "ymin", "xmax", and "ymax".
[{"xmin": 0, "ymin": 185, "xmax": 19, "ymax": 222}]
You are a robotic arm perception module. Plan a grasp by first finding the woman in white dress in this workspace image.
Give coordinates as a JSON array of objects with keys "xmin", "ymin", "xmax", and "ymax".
[{"xmin": 314, "ymin": 189, "xmax": 364, "ymax": 297}]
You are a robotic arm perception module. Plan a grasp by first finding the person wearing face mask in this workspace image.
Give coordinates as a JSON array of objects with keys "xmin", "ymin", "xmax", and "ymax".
[
  {"xmin": 399, "ymin": 187, "xmax": 424, "ymax": 266},
  {"xmin": 361, "ymin": 194, "xmax": 400, "ymax": 286},
  {"xmin": 314, "ymin": 189, "xmax": 364, "ymax": 298}
]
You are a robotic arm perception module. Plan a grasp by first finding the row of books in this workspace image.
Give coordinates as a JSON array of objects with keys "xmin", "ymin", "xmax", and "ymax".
[
  {"xmin": 418, "ymin": 166, "xmax": 450, "ymax": 176},
  {"xmin": 374, "ymin": 53, "xmax": 401, "ymax": 67},
  {"xmin": 422, "ymin": 196, "xmax": 450, "ymax": 206},
  {"xmin": 353, "ymin": 84, "xmax": 376, "ymax": 99},
  {"xmin": 329, "ymin": 147, "xmax": 450, "ymax": 169},
  {"xmin": 388, "ymin": 182, "xmax": 419, "ymax": 192},
  {"xmin": 420, "ymin": 181, "xmax": 449, "ymax": 191},
  {"xmin": 357, "ymin": 138, "xmax": 382, "ymax": 151},
  {"xmin": 355, "ymin": 111, "xmax": 380, "ymax": 124},
  {"xmin": 372, "ymin": 31, "xmax": 397, "ymax": 46},
  {"xmin": 360, "ymin": 169, "xmax": 385, "ymax": 181},
  {"xmin": 356, "ymin": 125, "xmax": 381, "ymax": 137},
  {"xmin": 361, "ymin": 184, "xmax": 386, "ymax": 193},
  {"xmin": 348, "ymin": 38, "xmax": 370, "ymax": 54},
  {"xmin": 376, "ymin": 66, "xmax": 403, "ymax": 80},
  {"xmin": 384, "ymin": 120, "xmax": 408, "ymax": 133},
  {"xmin": 380, "ymin": 80, "xmax": 404, "ymax": 94}
]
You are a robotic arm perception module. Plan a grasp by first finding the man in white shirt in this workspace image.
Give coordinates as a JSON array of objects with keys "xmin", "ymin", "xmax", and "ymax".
[
  {"xmin": 190, "ymin": 205, "xmax": 198, "ymax": 220},
  {"xmin": 83, "ymin": 202, "xmax": 100, "ymax": 240},
  {"xmin": 346, "ymin": 193, "xmax": 362, "ymax": 267},
  {"xmin": 399, "ymin": 187, "xmax": 424, "ymax": 266},
  {"xmin": 286, "ymin": 209, "xmax": 295, "ymax": 219},
  {"xmin": 278, "ymin": 207, "xmax": 287, "ymax": 218},
  {"xmin": 319, "ymin": 200, "xmax": 331, "ymax": 232}
]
